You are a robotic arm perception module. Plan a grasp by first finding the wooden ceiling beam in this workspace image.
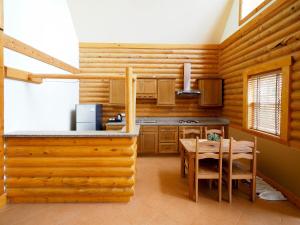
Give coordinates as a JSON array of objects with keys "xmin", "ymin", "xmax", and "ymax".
[
  {"xmin": 3, "ymin": 34, "xmax": 79, "ymax": 74},
  {"xmin": 5, "ymin": 67, "xmax": 42, "ymax": 84},
  {"xmin": 29, "ymin": 73, "xmax": 125, "ymax": 80}
]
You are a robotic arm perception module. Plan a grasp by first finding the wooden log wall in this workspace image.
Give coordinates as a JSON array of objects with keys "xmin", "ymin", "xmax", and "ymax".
[
  {"xmin": 219, "ymin": 0, "xmax": 300, "ymax": 147},
  {"xmin": 79, "ymin": 43, "xmax": 221, "ymax": 122},
  {"xmin": 5, "ymin": 137, "xmax": 137, "ymax": 203}
]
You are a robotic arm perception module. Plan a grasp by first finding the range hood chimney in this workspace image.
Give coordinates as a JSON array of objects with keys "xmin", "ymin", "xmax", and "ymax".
[{"xmin": 176, "ymin": 63, "xmax": 201, "ymax": 97}]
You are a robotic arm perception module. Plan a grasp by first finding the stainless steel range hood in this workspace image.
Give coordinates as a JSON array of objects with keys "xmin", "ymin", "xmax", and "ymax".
[{"xmin": 176, "ymin": 63, "xmax": 200, "ymax": 97}]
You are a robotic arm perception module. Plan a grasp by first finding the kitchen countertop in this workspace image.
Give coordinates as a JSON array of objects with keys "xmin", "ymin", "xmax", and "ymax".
[
  {"xmin": 4, "ymin": 125, "xmax": 140, "ymax": 137},
  {"xmin": 106, "ymin": 117, "xmax": 229, "ymax": 126}
]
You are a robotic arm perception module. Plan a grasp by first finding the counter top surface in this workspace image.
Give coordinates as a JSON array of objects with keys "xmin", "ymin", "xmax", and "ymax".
[
  {"xmin": 106, "ymin": 117, "xmax": 229, "ymax": 126},
  {"xmin": 5, "ymin": 126, "xmax": 140, "ymax": 137}
]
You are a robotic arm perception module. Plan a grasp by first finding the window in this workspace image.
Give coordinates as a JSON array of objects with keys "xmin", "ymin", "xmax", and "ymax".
[
  {"xmin": 247, "ymin": 71, "xmax": 282, "ymax": 136},
  {"xmin": 239, "ymin": 0, "xmax": 272, "ymax": 25},
  {"xmin": 243, "ymin": 56, "xmax": 291, "ymax": 142}
]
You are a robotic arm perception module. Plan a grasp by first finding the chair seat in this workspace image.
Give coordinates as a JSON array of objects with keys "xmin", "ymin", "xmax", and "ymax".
[{"xmin": 197, "ymin": 164, "xmax": 219, "ymax": 179}]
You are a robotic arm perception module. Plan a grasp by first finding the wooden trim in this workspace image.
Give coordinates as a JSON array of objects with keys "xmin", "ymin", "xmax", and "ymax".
[
  {"xmin": 239, "ymin": 0, "xmax": 273, "ymax": 26},
  {"xmin": 257, "ymin": 171, "xmax": 300, "ymax": 208},
  {"xmin": 30, "ymin": 74, "xmax": 125, "ymax": 80},
  {"xmin": 221, "ymin": 0, "xmax": 297, "ymax": 49},
  {"xmin": 79, "ymin": 42, "xmax": 219, "ymax": 50},
  {"xmin": 242, "ymin": 56, "xmax": 292, "ymax": 142},
  {"xmin": 0, "ymin": 193, "xmax": 6, "ymax": 208},
  {"xmin": 3, "ymin": 34, "xmax": 79, "ymax": 74},
  {"xmin": 5, "ymin": 67, "xmax": 42, "ymax": 84}
]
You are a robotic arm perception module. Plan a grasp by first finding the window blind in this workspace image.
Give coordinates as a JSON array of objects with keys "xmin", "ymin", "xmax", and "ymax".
[{"xmin": 248, "ymin": 70, "xmax": 282, "ymax": 136}]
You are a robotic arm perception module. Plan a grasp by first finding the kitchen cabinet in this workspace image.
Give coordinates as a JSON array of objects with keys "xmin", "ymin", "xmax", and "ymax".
[
  {"xmin": 157, "ymin": 79, "xmax": 175, "ymax": 106},
  {"xmin": 139, "ymin": 126, "xmax": 158, "ymax": 154},
  {"xmin": 158, "ymin": 126, "xmax": 178, "ymax": 153},
  {"xmin": 109, "ymin": 80, "xmax": 125, "ymax": 105},
  {"xmin": 198, "ymin": 79, "xmax": 223, "ymax": 107},
  {"xmin": 136, "ymin": 79, "xmax": 157, "ymax": 99}
]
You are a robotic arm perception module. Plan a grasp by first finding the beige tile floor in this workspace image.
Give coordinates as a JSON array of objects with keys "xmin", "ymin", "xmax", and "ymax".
[{"xmin": 0, "ymin": 156, "xmax": 299, "ymax": 225}]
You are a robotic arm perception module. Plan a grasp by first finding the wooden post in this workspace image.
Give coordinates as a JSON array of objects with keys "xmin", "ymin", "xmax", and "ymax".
[
  {"xmin": 0, "ymin": 0, "xmax": 6, "ymax": 208},
  {"xmin": 132, "ymin": 75, "xmax": 137, "ymax": 127},
  {"xmin": 125, "ymin": 67, "xmax": 134, "ymax": 133}
]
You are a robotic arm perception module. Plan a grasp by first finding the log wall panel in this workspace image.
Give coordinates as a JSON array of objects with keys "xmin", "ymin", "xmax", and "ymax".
[
  {"xmin": 220, "ymin": 1, "xmax": 300, "ymax": 147},
  {"xmin": 79, "ymin": 44, "xmax": 221, "ymax": 122},
  {"xmin": 5, "ymin": 137, "xmax": 137, "ymax": 203}
]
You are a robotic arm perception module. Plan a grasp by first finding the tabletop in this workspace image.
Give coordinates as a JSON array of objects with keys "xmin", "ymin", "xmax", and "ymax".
[{"xmin": 179, "ymin": 139, "xmax": 255, "ymax": 153}]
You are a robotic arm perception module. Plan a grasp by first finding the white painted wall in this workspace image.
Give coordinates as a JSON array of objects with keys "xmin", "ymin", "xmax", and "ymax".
[
  {"xmin": 4, "ymin": 0, "xmax": 79, "ymax": 132},
  {"xmin": 67, "ymin": 0, "xmax": 233, "ymax": 44},
  {"xmin": 221, "ymin": 0, "xmax": 276, "ymax": 42}
]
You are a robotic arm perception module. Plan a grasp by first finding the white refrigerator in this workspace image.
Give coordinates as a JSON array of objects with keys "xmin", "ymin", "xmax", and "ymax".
[{"xmin": 76, "ymin": 104, "xmax": 102, "ymax": 131}]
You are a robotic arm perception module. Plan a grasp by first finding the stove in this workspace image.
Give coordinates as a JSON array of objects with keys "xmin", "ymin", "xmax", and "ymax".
[{"xmin": 178, "ymin": 120, "xmax": 201, "ymax": 124}]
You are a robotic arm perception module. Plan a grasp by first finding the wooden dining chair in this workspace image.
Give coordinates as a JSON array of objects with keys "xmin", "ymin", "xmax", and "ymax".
[
  {"xmin": 204, "ymin": 126, "xmax": 225, "ymax": 139},
  {"xmin": 195, "ymin": 137, "xmax": 223, "ymax": 202},
  {"xmin": 224, "ymin": 137, "xmax": 257, "ymax": 203},
  {"xmin": 182, "ymin": 127, "xmax": 202, "ymax": 139},
  {"xmin": 181, "ymin": 127, "xmax": 203, "ymax": 176}
]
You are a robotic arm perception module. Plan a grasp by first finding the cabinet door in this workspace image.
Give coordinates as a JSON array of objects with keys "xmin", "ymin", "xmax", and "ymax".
[
  {"xmin": 198, "ymin": 79, "xmax": 222, "ymax": 106},
  {"xmin": 159, "ymin": 143, "xmax": 178, "ymax": 153},
  {"xmin": 109, "ymin": 80, "xmax": 125, "ymax": 105},
  {"xmin": 136, "ymin": 79, "xmax": 144, "ymax": 94},
  {"xmin": 136, "ymin": 79, "xmax": 157, "ymax": 99},
  {"xmin": 157, "ymin": 79, "xmax": 175, "ymax": 106},
  {"xmin": 141, "ymin": 132, "xmax": 158, "ymax": 153},
  {"xmin": 143, "ymin": 79, "xmax": 157, "ymax": 94},
  {"xmin": 159, "ymin": 126, "xmax": 178, "ymax": 143}
]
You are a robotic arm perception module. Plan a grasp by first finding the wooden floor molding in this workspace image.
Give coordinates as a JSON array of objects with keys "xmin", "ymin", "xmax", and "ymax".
[
  {"xmin": 257, "ymin": 171, "xmax": 300, "ymax": 208},
  {"xmin": 0, "ymin": 194, "xmax": 6, "ymax": 208}
]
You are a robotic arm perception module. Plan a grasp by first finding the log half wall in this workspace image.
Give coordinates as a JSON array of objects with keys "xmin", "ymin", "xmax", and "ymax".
[{"xmin": 4, "ymin": 136, "xmax": 137, "ymax": 203}]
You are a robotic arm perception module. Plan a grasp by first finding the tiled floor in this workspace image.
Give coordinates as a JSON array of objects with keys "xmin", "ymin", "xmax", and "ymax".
[{"xmin": 0, "ymin": 156, "xmax": 299, "ymax": 225}]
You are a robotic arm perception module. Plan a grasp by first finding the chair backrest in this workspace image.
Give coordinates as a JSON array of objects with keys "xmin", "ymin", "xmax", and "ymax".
[
  {"xmin": 204, "ymin": 126, "xmax": 225, "ymax": 139},
  {"xmin": 195, "ymin": 137, "xmax": 223, "ymax": 175},
  {"xmin": 183, "ymin": 127, "xmax": 202, "ymax": 139},
  {"xmin": 228, "ymin": 137, "xmax": 257, "ymax": 172}
]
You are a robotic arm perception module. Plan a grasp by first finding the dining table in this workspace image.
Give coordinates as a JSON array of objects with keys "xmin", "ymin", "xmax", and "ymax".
[{"xmin": 179, "ymin": 138, "xmax": 256, "ymax": 200}]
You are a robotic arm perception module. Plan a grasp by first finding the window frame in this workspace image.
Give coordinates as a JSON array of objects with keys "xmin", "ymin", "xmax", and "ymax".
[
  {"xmin": 239, "ymin": 0, "xmax": 273, "ymax": 26},
  {"xmin": 243, "ymin": 56, "xmax": 292, "ymax": 143}
]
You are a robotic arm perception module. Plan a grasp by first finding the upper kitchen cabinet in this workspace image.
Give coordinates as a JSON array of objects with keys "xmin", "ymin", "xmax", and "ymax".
[
  {"xmin": 136, "ymin": 79, "xmax": 157, "ymax": 99},
  {"xmin": 157, "ymin": 79, "xmax": 175, "ymax": 106},
  {"xmin": 109, "ymin": 79, "xmax": 125, "ymax": 105},
  {"xmin": 198, "ymin": 78, "xmax": 223, "ymax": 107}
]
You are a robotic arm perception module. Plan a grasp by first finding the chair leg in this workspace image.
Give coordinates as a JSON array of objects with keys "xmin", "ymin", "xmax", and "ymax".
[
  {"xmin": 208, "ymin": 179, "xmax": 213, "ymax": 190},
  {"xmin": 195, "ymin": 179, "xmax": 198, "ymax": 202},
  {"xmin": 228, "ymin": 178, "xmax": 232, "ymax": 203},
  {"xmin": 251, "ymin": 178, "xmax": 256, "ymax": 202},
  {"xmin": 218, "ymin": 178, "xmax": 222, "ymax": 202}
]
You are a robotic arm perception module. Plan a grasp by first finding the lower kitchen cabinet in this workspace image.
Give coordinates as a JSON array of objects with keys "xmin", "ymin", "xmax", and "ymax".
[
  {"xmin": 137, "ymin": 124, "xmax": 227, "ymax": 154},
  {"xmin": 159, "ymin": 143, "xmax": 178, "ymax": 153},
  {"xmin": 139, "ymin": 126, "xmax": 158, "ymax": 154},
  {"xmin": 158, "ymin": 126, "xmax": 178, "ymax": 153}
]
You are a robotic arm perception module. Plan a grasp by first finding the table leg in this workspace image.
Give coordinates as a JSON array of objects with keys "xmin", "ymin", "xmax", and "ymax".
[
  {"xmin": 180, "ymin": 143, "xmax": 185, "ymax": 177},
  {"xmin": 188, "ymin": 154, "xmax": 195, "ymax": 200}
]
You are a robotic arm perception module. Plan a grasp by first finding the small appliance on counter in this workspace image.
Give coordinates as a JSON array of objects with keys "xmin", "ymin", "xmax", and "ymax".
[
  {"xmin": 108, "ymin": 113, "xmax": 125, "ymax": 123},
  {"xmin": 76, "ymin": 104, "xmax": 102, "ymax": 131}
]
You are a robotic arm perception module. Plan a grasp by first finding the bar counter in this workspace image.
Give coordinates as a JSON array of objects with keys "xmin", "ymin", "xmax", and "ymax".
[{"xmin": 3, "ymin": 126, "xmax": 140, "ymax": 203}]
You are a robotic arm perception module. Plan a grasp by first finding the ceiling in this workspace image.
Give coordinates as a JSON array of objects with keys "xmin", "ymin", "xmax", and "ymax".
[{"xmin": 67, "ymin": 0, "xmax": 233, "ymax": 44}]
